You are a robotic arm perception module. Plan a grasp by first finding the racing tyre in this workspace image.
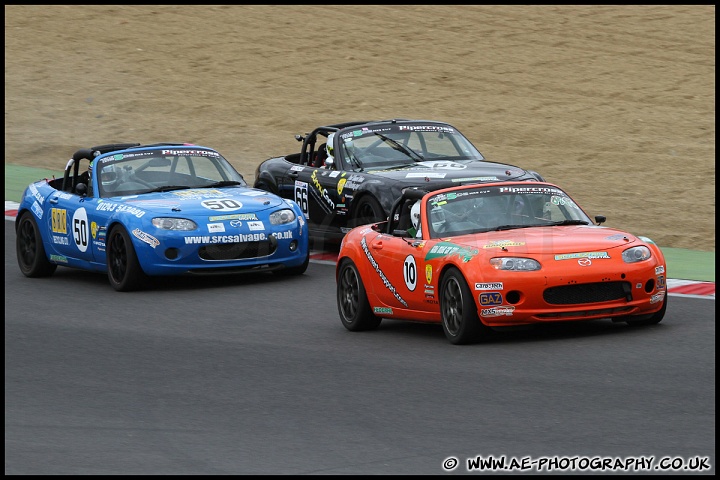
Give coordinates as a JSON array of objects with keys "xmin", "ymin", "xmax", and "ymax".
[
  {"xmin": 440, "ymin": 267, "xmax": 488, "ymax": 345},
  {"xmin": 350, "ymin": 196, "xmax": 385, "ymax": 228},
  {"xmin": 337, "ymin": 259, "xmax": 382, "ymax": 331},
  {"xmin": 107, "ymin": 225, "xmax": 147, "ymax": 292},
  {"xmin": 626, "ymin": 294, "xmax": 667, "ymax": 326},
  {"xmin": 16, "ymin": 212, "xmax": 57, "ymax": 277}
]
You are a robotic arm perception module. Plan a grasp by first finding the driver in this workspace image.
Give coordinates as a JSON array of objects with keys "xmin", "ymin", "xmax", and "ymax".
[
  {"xmin": 100, "ymin": 164, "xmax": 121, "ymax": 191},
  {"xmin": 408, "ymin": 200, "xmax": 422, "ymax": 238}
]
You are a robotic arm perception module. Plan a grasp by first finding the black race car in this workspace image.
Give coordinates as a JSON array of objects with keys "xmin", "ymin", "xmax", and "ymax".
[{"xmin": 253, "ymin": 119, "xmax": 545, "ymax": 244}]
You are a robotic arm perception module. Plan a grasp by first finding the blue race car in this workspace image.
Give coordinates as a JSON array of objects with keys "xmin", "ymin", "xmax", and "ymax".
[{"xmin": 15, "ymin": 142, "xmax": 309, "ymax": 291}]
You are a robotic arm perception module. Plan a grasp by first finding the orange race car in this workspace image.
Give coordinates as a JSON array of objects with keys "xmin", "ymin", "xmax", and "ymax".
[{"xmin": 336, "ymin": 181, "xmax": 668, "ymax": 344}]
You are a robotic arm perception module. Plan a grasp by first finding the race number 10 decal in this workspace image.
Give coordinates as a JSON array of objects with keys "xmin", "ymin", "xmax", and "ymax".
[
  {"xmin": 404, "ymin": 254, "xmax": 417, "ymax": 291},
  {"xmin": 72, "ymin": 207, "xmax": 89, "ymax": 253}
]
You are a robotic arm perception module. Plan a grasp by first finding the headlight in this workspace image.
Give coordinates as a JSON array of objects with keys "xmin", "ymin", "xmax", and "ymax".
[
  {"xmin": 490, "ymin": 257, "xmax": 541, "ymax": 271},
  {"xmin": 622, "ymin": 246, "xmax": 651, "ymax": 263},
  {"xmin": 270, "ymin": 209, "xmax": 296, "ymax": 225},
  {"xmin": 152, "ymin": 218, "xmax": 198, "ymax": 230}
]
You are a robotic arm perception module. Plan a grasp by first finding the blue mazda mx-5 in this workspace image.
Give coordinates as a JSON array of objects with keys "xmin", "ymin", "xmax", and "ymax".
[{"xmin": 15, "ymin": 142, "xmax": 309, "ymax": 291}]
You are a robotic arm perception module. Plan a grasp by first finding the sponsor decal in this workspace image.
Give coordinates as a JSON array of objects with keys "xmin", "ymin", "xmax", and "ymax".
[
  {"xmin": 273, "ymin": 230, "xmax": 294, "ymax": 240},
  {"xmin": 655, "ymin": 265, "xmax": 665, "ymax": 275},
  {"xmin": 405, "ymin": 172, "xmax": 447, "ymax": 178},
  {"xmin": 52, "ymin": 235, "xmax": 69, "ymax": 245},
  {"xmin": 374, "ymin": 307, "xmax": 393, "ymax": 315},
  {"xmin": 481, "ymin": 306, "xmax": 515, "ymax": 317},
  {"xmin": 475, "ymin": 282, "xmax": 504, "ymax": 290},
  {"xmin": 31, "ymin": 201, "xmax": 43, "ymax": 219},
  {"xmin": 311, "ymin": 170, "xmax": 335, "ymax": 212},
  {"xmin": 230, "ymin": 220, "xmax": 243, "ymax": 228},
  {"xmin": 247, "ymin": 221, "xmax": 265, "ymax": 231},
  {"xmin": 207, "ymin": 223, "xmax": 225, "ymax": 233},
  {"xmin": 126, "ymin": 199, "xmax": 181, "ymax": 209},
  {"xmin": 51, "ymin": 208, "xmax": 67, "ymax": 234},
  {"xmin": 398, "ymin": 125, "xmax": 455, "ymax": 133},
  {"xmin": 184, "ymin": 233, "xmax": 267, "ymax": 244},
  {"xmin": 174, "ymin": 189, "xmax": 226, "ymax": 199},
  {"xmin": 650, "ymin": 292, "xmax": 665, "ymax": 304},
  {"xmin": 578, "ymin": 258, "xmax": 592, "ymax": 267},
  {"xmin": 425, "ymin": 241, "xmax": 479, "ymax": 263},
  {"xmin": 403, "ymin": 255, "xmax": 418, "ymax": 291},
  {"xmin": 329, "ymin": 171, "xmax": 341, "ymax": 178},
  {"xmin": 96, "ymin": 201, "xmax": 146, "ymax": 218},
  {"xmin": 605, "ymin": 233, "xmax": 628, "ymax": 241},
  {"xmin": 241, "ymin": 190, "xmax": 267, "ymax": 197},
  {"xmin": 452, "ymin": 176, "xmax": 499, "ymax": 182},
  {"xmin": 484, "ymin": 240, "xmax": 525, "ymax": 249},
  {"xmin": 50, "ymin": 254, "xmax": 68, "ymax": 263},
  {"xmin": 132, "ymin": 228, "xmax": 160, "ymax": 248},
  {"xmin": 337, "ymin": 178, "xmax": 347, "ymax": 195},
  {"xmin": 200, "ymin": 198, "xmax": 243, "ymax": 212},
  {"xmin": 479, "ymin": 292, "xmax": 503, "ymax": 306},
  {"xmin": 29, "ymin": 183, "xmax": 44, "ymax": 204},
  {"xmin": 499, "ymin": 186, "xmax": 564, "ymax": 195},
  {"xmin": 657, "ymin": 275, "xmax": 666, "ymax": 290},
  {"xmin": 554, "ymin": 251, "xmax": 610, "ymax": 260},
  {"xmin": 160, "ymin": 149, "xmax": 220, "ymax": 157},
  {"xmin": 361, "ymin": 236, "xmax": 407, "ymax": 307},
  {"xmin": 290, "ymin": 165, "xmax": 304, "ymax": 172},
  {"xmin": 209, "ymin": 213, "xmax": 258, "ymax": 221},
  {"xmin": 91, "ymin": 221, "xmax": 98, "ymax": 239},
  {"xmin": 425, "ymin": 264, "xmax": 433, "ymax": 284}
]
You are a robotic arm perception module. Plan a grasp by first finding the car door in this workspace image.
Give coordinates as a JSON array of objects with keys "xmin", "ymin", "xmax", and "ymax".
[
  {"xmin": 365, "ymin": 233, "xmax": 430, "ymax": 313},
  {"xmin": 46, "ymin": 192, "xmax": 96, "ymax": 263}
]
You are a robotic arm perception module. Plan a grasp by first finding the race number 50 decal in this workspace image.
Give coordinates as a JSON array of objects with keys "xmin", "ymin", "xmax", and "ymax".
[
  {"xmin": 294, "ymin": 181, "xmax": 309, "ymax": 218},
  {"xmin": 403, "ymin": 254, "xmax": 417, "ymax": 291},
  {"xmin": 72, "ymin": 207, "xmax": 89, "ymax": 253},
  {"xmin": 201, "ymin": 198, "xmax": 243, "ymax": 212}
]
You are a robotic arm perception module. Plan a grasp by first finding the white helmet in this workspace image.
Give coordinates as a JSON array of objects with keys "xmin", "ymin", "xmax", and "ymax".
[
  {"xmin": 101, "ymin": 164, "xmax": 119, "ymax": 186},
  {"xmin": 411, "ymin": 201, "xmax": 421, "ymax": 231},
  {"xmin": 326, "ymin": 132, "xmax": 335, "ymax": 159}
]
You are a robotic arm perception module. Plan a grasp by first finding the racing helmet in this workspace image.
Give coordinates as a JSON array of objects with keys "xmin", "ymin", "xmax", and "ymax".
[
  {"xmin": 326, "ymin": 133, "xmax": 335, "ymax": 159},
  {"xmin": 101, "ymin": 164, "xmax": 119, "ymax": 187},
  {"xmin": 411, "ymin": 201, "xmax": 421, "ymax": 231}
]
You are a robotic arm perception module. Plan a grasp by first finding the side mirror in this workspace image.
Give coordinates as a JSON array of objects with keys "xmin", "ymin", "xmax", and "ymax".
[
  {"xmin": 75, "ymin": 183, "xmax": 88, "ymax": 196},
  {"xmin": 392, "ymin": 229, "xmax": 410, "ymax": 237},
  {"xmin": 324, "ymin": 157, "xmax": 334, "ymax": 169},
  {"xmin": 595, "ymin": 215, "xmax": 606, "ymax": 225}
]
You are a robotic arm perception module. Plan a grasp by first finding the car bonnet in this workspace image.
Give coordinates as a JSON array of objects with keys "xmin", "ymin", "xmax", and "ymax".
[
  {"xmin": 115, "ymin": 187, "xmax": 287, "ymax": 215},
  {"xmin": 364, "ymin": 160, "xmax": 531, "ymax": 183},
  {"xmin": 448, "ymin": 226, "xmax": 640, "ymax": 256}
]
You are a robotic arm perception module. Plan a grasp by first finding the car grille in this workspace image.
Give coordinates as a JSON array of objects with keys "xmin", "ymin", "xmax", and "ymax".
[
  {"xmin": 199, "ymin": 239, "xmax": 277, "ymax": 261},
  {"xmin": 543, "ymin": 281, "xmax": 632, "ymax": 305}
]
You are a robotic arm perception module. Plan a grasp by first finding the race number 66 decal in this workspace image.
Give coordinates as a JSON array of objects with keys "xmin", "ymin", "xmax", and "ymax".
[
  {"xmin": 294, "ymin": 181, "xmax": 309, "ymax": 218},
  {"xmin": 201, "ymin": 198, "xmax": 243, "ymax": 212},
  {"xmin": 404, "ymin": 254, "xmax": 417, "ymax": 291}
]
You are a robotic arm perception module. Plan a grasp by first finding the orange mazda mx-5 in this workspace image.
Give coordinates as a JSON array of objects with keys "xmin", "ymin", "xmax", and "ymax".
[{"xmin": 336, "ymin": 182, "xmax": 667, "ymax": 345}]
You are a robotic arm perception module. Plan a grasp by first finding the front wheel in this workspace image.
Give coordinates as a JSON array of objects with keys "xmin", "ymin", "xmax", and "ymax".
[
  {"xmin": 337, "ymin": 259, "xmax": 381, "ymax": 331},
  {"xmin": 106, "ymin": 225, "xmax": 147, "ymax": 292},
  {"xmin": 440, "ymin": 268, "xmax": 489, "ymax": 344},
  {"xmin": 350, "ymin": 196, "xmax": 385, "ymax": 228},
  {"xmin": 16, "ymin": 212, "xmax": 57, "ymax": 277}
]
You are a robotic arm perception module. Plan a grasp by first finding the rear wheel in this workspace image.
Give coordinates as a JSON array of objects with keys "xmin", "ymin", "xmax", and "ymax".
[
  {"xmin": 350, "ymin": 196, "xmax": 385, "ymax": 228},
  {"xmin": 626, "ymin": 294, "xmax": 667, "ymax": 326},
  {"xmin": 337, "ymin": 259, "xmax": 382, "ymax": 331},
  {"xmin": 107, "ymin": 225, "xmax": 147, "ymax": 292},
  {"xmin": 440, "ymin": 268, "xmax": 489, "ymax": 344},
  {"xmin": 16, "ymin": 212, "xmax": 57, "ymax": 277}
]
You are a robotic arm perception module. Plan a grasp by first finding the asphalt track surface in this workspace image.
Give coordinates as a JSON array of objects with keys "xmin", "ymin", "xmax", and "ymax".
[{"xmin": 4, "ymin": 221, "xmax": 715, "ymax": 475}]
